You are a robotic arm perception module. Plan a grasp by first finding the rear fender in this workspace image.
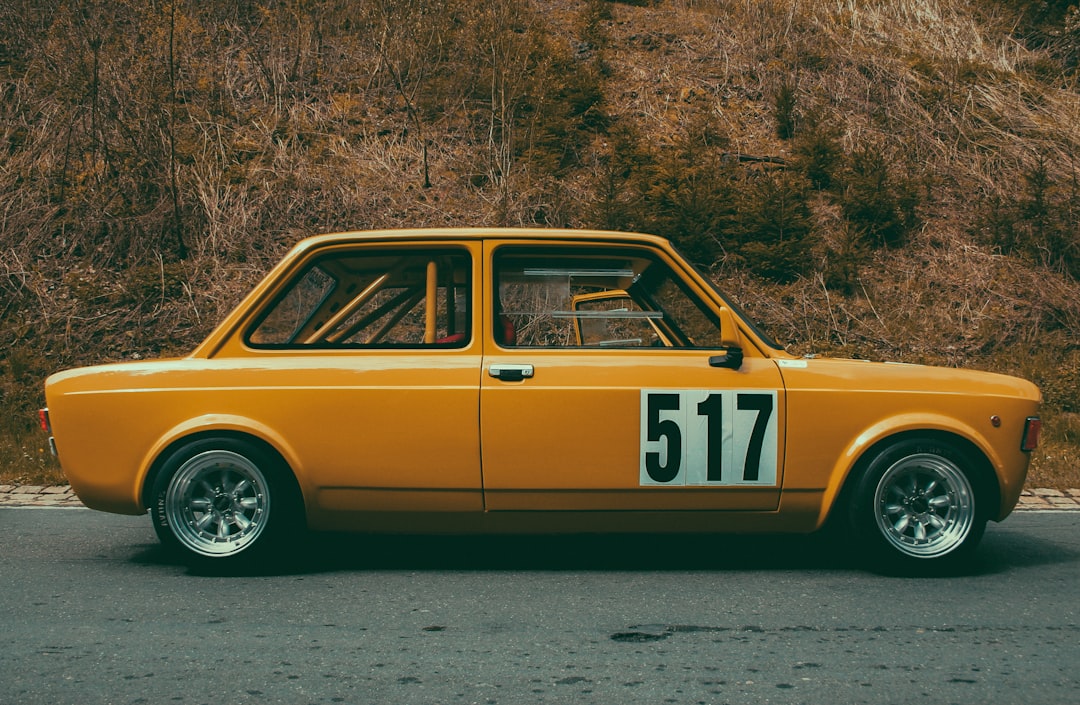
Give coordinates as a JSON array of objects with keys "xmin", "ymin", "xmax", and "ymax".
[{"xmin": 137, "ymin": 414, "xmax": 307, "ymax": 510}]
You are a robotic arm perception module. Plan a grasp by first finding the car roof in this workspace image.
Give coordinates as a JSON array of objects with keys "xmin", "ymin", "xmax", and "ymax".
[{"xmin": 287, "ymin": 228, "xmax": 673, "ymax": 255}]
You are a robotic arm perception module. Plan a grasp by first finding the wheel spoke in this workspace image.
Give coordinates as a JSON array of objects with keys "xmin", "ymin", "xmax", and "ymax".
[
  {"xmin": 928, "ymin": 495, "xmax": 952, "ymax": 510},
  {"xmin": 233, "ymin": 513, "xmax": 252, "ymax": 532},
  {"xmin": 893, "ymin": 514, "xmax": 911, "ymax": 534}
]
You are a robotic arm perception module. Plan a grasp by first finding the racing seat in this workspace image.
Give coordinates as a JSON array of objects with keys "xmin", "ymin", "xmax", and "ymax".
[{"xmin": 497, "ymin": 314, "xmax": 516, "ymax": 346}]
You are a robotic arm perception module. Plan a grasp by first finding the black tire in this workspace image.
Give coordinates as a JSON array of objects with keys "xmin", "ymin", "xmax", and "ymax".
[
  {"xmin": 848, "ymin": 437, "xmax": 989, "ymax": 574},
  {"xmin": 149, "ymin": 437, "xmax": 301, "ymax": 567}
]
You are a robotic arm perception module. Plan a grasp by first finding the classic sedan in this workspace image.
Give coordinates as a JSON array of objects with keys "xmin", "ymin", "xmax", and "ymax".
[{"xmin": 40, "ymin": 228, "xmax": 1042, "ymax": 571}]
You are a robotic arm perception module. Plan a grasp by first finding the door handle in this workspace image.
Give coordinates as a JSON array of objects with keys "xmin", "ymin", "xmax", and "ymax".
[{"xmin": 489, "ymin": 364, "xmax": 534, "ymax": 381}]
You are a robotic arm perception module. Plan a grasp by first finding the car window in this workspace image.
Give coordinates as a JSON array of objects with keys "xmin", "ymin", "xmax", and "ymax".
[
  {"xmin": 248, "ymin": 249, "xmax": 471, "ymax": 348},
  {"xmin": 573, "ymin": 292, "xmax": 666, "ymax": 347},
  {"xmin": 493, "ymin": 248, "xmax": 721, "ymax": 348}
]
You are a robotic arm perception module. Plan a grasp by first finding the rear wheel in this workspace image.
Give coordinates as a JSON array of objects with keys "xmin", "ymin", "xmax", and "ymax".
[
  {"xmin": 150, "ymin": 438, "xmax": 299, "ymax": 566},
  {"xmin": 849, "ymin": 437, "xmax": 988, "ymax": 573}
]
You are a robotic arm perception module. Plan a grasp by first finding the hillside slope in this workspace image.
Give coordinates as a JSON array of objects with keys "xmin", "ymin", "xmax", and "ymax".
[{"xmin": 1, "ymin": 0, "xmax": 1078, "ymax": 485}]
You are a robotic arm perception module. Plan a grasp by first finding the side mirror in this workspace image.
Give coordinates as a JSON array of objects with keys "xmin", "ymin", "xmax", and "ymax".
[{"xmin": 709, "ymin": 348, "xmax": 743, "ymax": 369}]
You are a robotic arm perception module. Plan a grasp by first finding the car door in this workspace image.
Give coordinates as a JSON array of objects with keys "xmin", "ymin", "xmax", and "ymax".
[
  {"xmin": 226, "ymin": 241, "xmax": 484, "ymax": 515},
  {"xmin": 479, "ymin": 239, "xmax": 785, "ymax": 512}
]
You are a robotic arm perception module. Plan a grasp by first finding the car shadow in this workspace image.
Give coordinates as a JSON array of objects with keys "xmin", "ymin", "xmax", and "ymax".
[
  {"xmin": 130, "ymin": 519, "xmax": 1079, "ymax": 578},
  {"xmin": 971, "ymin": 519, "xmax": 1080, "ymax": 574},
  {"xmin": 289, "ymin": 531, "xmax": 859, "ymax": 573}
]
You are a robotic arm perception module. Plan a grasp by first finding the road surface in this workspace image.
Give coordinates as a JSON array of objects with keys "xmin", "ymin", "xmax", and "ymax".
[{"xmin": 1, "ymin": 508, "xmax": 1077, "ymax": 704}]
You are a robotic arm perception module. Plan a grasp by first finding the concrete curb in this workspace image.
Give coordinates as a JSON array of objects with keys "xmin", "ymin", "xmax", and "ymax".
[
  {"xmin": 2, "ymin": 484, "xmax": 1079, "ymax": 510},
  {"xmin": 0, "ymin": 485, "xmax": 85, "ymax": 508}
]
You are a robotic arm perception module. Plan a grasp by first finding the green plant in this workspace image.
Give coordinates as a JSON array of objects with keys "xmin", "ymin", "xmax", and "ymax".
[
  {"xmin": 840, "ymin": 147, "xmax": 921, "ymax": 249},
  {"xmin": 773, "ymin": 78, "xmax": 798, "ymax": 140},
  {"xmin": 587, "ymin": 124, "xmax": 652, "ymax": 232},
  {"xmin": 638, "ymin": 121, "xmax": 738, "ymax": 266},
  {"xmin": 791, "ymin": 117, "xmax": 845, "ymax": 191},
  {"xmin": 821, "ymin": 224, "xmax": 868, "ymax": 295},
  {"xmin": 973, "ymin": 157, "xmax": 1080, "ymax": 278},
  {"xmin": 734, "ymin": 171, "xmax": 816, "ymax": 283}
]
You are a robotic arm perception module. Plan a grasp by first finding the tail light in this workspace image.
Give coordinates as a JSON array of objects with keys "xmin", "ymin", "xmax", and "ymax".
[
  {"xmin": 1021, "ymin": 417, "xmax": 1042, "ymax": 452},
  {"xmin": 38, "ymin": 408, "xmax": 51, "ymax": 433}
]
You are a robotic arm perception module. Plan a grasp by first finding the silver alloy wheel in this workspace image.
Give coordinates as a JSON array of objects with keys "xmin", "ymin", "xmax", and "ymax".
[
  {"xmin": 873, "ymin": 452, "xmax": 975, "ymax": 559},
  {"xmin": 165, "ymin": 449, "xmax": 271, "ymax": 557}
]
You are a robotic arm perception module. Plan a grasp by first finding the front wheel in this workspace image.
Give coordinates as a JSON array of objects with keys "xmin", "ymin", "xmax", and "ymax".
[
  {"xmin": 150, "ymin": 438, "xmax": 299, "ymax": 566},
  {"xmin": 848, "ymin": 438, "xmax": 988, "ymax": 573}
]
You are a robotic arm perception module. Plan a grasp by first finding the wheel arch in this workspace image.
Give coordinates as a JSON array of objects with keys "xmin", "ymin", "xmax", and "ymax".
[
  {"xmin": 820, "ymin": 427, "xmax": 1000, "ymax": 529},
  {"xmin": 139, "ymin": 423, "xmax": 307, "ymax": 518}
]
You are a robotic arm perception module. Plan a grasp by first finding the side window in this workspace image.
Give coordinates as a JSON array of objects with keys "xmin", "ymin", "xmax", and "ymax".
[
  {"xmin": 574, "ymin": 293, "xmax": 665, "ymax": 347},
  {"xmin": 248, "ymin": 249, "xmax": 471, "ymax": 348},
  {"xmin": 493, "ymin": 248, "xmax": 721, "ymax": 349}
]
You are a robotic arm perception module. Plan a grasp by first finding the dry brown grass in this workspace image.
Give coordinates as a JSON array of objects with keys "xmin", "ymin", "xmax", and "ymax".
[
  {"xmin": 2, "ymin": 0, "xmax": 1078, "ymax": 488},
  {"xmin": 0, "ymin": 426, "xmax": 63, "ymax": 487}
]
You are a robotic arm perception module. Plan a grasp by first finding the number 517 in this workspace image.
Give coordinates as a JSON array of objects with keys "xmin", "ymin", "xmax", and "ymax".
[{"xmin": 640, "ymin": 390, "xmax": 777, "ymax": 486}]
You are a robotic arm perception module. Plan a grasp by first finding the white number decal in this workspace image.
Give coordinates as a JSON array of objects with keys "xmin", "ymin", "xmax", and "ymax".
[{"xmin": 640, "ymin": 390, "xmax": 778, "ymax": 486}]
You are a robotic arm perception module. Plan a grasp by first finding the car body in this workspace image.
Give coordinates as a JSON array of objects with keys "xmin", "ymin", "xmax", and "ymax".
[{"xmin": 41, "ymin": 228, "xmax": 1042, "ymax": 570}]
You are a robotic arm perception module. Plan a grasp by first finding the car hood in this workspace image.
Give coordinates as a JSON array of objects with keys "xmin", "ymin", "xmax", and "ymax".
[{"xmin": 774, "ymin": 356, "xmax": 1042, "ymax": 401}]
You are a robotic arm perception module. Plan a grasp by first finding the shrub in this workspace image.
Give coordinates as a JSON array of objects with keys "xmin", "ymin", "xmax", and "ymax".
[
  {"xmin": 587, "ymin": 124, "xmax": 653, "ymax": 233},
  {"xmin": 820, "ymin": 224, "xmax": 868, "ymax": 295},
  {"xmin": 840, "ymin": 147, "xmax": 921, "ymax": 248},
  {"xmin": 637, "ymin": 121, "xmax": 739, "ymax": 266},
  {"xmin": 791, "ymin": 118, "xmax": 845, "ymax": 191},
  {"xmin": 734, "ymin": 171, "xmax": 816, "ymax": 283},
  {"xmin": 973, "ymin": 157, "xmax": 1080, "ymax": 278},
  {"xmin": 773, "ymin": 78, "xmax": 798, "ymax": 140}
]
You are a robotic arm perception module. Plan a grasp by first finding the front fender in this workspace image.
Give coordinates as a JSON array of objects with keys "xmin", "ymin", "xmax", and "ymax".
[{"xmin": 815, "ymin": 412, "xmax": 1006, "ymax": 527}]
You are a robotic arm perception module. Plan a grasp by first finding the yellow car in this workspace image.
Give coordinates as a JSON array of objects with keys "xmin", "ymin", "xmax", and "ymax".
[{"xmin": 41, "ymin": 229, "xmax": 1042, "ymax": 571}]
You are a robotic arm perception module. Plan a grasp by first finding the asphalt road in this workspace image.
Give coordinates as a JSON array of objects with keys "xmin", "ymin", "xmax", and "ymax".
[{"xmin": 1, "ymin": 508, "xmax": 1077, "ymax": 705}]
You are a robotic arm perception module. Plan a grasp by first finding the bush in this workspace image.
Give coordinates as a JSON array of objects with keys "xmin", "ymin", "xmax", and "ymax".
[
  {"xmin": 973, "ymin": 157, "xmax": 1080, "ymax": 278},
  {"xmin": 734, "ymin": 172, "xmax": 816, "ymax": 283},
  {"xmin": 587, "ymin": 124, "xmax": 653, "ymax": 233},
  {"xmin": 840, "ymin": 148, "xmax": 921, "ymax": 248},
  {"xmin": 791, "ymin": 118, "xmax": 845, "ymax": 191},
  {"xmin": 821, "ymin": 224, "xmax": 869, "ymax": 295},
  {"xmin": 773, "ymin": 79, "xmax": 798, "ymax": 140},
  {"xmin": 638, "ymin": 121, "xmax": 739, "ymax": 266}
]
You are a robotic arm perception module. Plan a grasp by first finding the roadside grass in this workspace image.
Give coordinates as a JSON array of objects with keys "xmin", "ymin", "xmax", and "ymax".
[
  {"xmin": 1029, "ymin": 413, "xmax": 1080, "ymax": 490},
  {"xmin": 0, "ymin": 427, "xmax": 64, "ymax": 487}
]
